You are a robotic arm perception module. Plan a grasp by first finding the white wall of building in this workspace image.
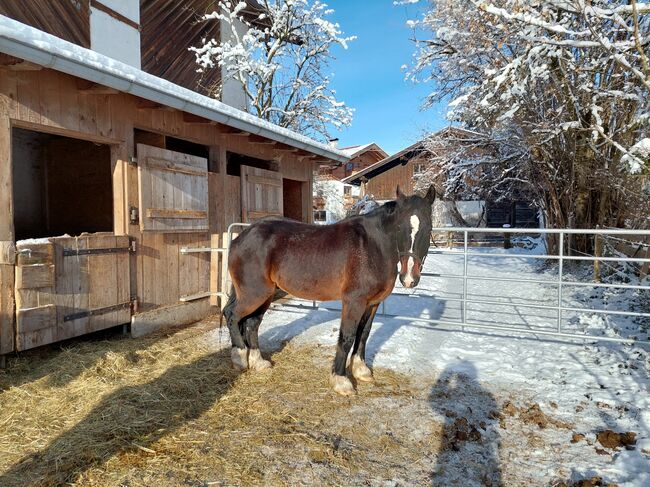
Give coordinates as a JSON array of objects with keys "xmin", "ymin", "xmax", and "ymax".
[
  {"xmin": 90, "ymin": 0, "xmax": 141, "ymax": 68},
  {"xmin": 220, "ymin": 17, "xmax": 248, "ymax": 111},
  {"xmin": 314, "ymin": 179, "xmax": 357, "ymax": 224}
]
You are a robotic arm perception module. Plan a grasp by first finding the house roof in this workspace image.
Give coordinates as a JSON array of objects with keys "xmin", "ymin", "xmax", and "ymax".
[
  {"xmin": 342, "ymin": 127, "xmax": 484, "ymax": 185},
  {"xmin": 342, "ymin": 140, "xmax": 425, "ymax": 185},
  {"xmin": 339, "ymin": 142, "xmax": 389, "ymax": 159},
  {"xmin": 0, "ymin": 15, "xmax": 350, "ymax": 163}
]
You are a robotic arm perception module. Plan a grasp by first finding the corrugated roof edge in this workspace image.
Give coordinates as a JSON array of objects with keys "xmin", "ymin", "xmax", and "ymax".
[{"xmin": 0, "ymin": 16, "xmax": 349, "ymax": 163}]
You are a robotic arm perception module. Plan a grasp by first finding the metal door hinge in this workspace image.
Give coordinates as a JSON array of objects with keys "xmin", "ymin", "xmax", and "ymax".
[
  {"xmin": 129, "ymin": 239, "xmax": 137, "ymax": 253},
  {"xmin": 129, "ymin": 206, "xmax": 139, "ymax": 225},
  {"xmin": 128, "ymin": 156, "xmax": 138, "ymax": 166}
]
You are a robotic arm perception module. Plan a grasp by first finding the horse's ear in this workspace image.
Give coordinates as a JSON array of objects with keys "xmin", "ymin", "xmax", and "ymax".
[
  {"xmin": 396, "ymin": 185, "xmax": 406, "ymax": 202},
  {"xmin": 425, "ymin": 185, "xmax": 436, "ymax": 204}
]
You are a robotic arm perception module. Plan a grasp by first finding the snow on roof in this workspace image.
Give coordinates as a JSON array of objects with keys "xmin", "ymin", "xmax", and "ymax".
[
  {"xmin": 339, "ymin": 142, "xmax": 388, "ymax": 159},
  {"xmin": 0, "ymin": 15, "xmax": 349, "ymax": 163}
]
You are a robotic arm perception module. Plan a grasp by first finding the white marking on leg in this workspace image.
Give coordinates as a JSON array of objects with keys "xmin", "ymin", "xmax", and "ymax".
[
  {"xmin": 350, "ymin": 354, "xmax": 374, "ymax": 382},
  {"xmin": 231, "ymin": 347, "xmax": 249, "ymax": 370},
  {"xmin": 330, "ymin": 373, "xmax": 356, "ymax": 396},
  {"xmin": 404, "ymin": 214, "xmax": 420, "ymax": 287},
  {"xmin": 248, "ymin": 348, "xmax": 272, "ymax": 371}
]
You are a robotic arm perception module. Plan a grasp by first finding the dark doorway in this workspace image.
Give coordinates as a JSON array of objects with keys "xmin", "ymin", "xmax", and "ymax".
[
  {"xmin": 12, "ymin": 128, "xmax": 113, "ymax": 240},
  {"xmin": 283, "ymin": 178, "xmax": 304, "ymax": 222},
  {"xmin": 226, "ymin": 151, "xmax": 278, "ymax": 177}
]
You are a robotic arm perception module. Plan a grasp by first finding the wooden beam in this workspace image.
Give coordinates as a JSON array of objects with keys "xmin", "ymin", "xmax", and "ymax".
[
  {"xmin": 131, "ymin": 300, "xmax": 212, "ymax": 338},
  {"xmin": 77, "ymin": 80, "xmax": 120, "ymax": 95},
  {"xmin": 248, "ymin": 134, "xmax": 277, "ymax": 145},
  {"xmin": 135, "ymin": 98, "xmax": 175, "ymax": 111},
  {"xmin": 0, "ymin": 54, "xmax": 42, "ymax": 71},
  {"xmin": 220, "ymin": 125, "xmax": 250, "ymax": 136},
  {"xmin": 12, "ymin": 119, "xmax": 122, "ymax": 145},
  {"xmin": 182, "ymin": 112, "xmax": 213, "ymax": 124},
  {"xmin": 274, "ymin": 145, "xmax": 300, "ymax": 153}
]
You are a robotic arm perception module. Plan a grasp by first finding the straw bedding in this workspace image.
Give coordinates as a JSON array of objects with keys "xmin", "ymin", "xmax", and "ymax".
[{"xmin": 0, "ymin": 320, "xmax": 444, "ymax": 486}]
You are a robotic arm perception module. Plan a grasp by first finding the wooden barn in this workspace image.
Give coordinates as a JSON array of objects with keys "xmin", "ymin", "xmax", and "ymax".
[
  {"xmin": 0, "ymin": 7, "xmax": 348, "ymax": 361},
  {"xmin": 343, "ymin": 127, "xmax": 539, "ymax": 228}
]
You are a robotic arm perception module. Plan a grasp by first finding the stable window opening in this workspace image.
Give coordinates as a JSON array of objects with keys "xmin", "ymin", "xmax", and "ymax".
[
  {"xmin": 283, "ymin": 178, "xmax": 305, "ymax": 222},
  {"xmin": 12, "ymin": 128, "xmax": 114, "ymax": 241}
]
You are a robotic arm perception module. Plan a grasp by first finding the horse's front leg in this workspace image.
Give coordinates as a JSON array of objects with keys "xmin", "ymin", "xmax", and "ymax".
[
  {"xmin": 350, "ymin": 303, "xmax": 379, "ymax": 383},
  {"xmin": 331, "ymin": 299, "xmax": 367, "ymax": 396}
]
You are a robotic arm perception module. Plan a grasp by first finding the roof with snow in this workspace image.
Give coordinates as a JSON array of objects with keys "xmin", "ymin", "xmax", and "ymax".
[
  {"xmin": 0, "ymin": 15, "xmax": 349, "ymax": 163},
  {"xmin": 342, "ymin": 127, "xmax": 483, "ymax": 185},
  {"xmin": 339, "ymin": 142, "xmax": 389, "ymax": 159}
]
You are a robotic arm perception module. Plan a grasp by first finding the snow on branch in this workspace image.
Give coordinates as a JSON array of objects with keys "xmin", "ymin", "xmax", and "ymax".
[{"xmin": 190, "ymin": 0, "xmax": 355, "ymax": 141}]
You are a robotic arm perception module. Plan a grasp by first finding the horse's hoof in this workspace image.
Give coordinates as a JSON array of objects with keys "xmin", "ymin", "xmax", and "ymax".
[
  {"xmin": 350, "ymin": 355, "xmax": 374, "ymax": 383},
  {"xmin": 248, "ymin": 349, "xmax": 272, "ymax": 371},
  {"xmin": 231, "ymin": 347, "xmax": 248, "ymax": 370},
  {"xmin": 330, "ymin": 373, "xmax": 356, "ymax": 396}
]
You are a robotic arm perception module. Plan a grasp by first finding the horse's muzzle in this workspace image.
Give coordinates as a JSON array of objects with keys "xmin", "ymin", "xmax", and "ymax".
[
  {"xmin": 399, "ymin": 273, "xmax": 420, "ymax": 288},
  {"xmin": 398, "ymin": 252, "xmax": 422, "ymax": 288}
]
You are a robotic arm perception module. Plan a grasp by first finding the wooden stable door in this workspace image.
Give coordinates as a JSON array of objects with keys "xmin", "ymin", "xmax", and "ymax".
[
  {"xmin": 14, "ymin": 234, "xmax": 131, "ymax": 351},
  {"xmin": 240, "ymin": 165, "xmax": 283, "ymax": 222},
  {"xmin": 137, "ymin": 144, "xmax": 209, "ymax": 232}
]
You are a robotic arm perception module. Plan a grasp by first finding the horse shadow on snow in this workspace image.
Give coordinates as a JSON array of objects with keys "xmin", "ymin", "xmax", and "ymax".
[{"xmin": 429, "ymin": 360, "xmax": 503, "ymax": 487}]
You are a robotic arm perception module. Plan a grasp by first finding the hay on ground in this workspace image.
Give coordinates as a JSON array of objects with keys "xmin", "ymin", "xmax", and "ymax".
[{"xmin": 0, "ymin": 321, "xmax": 443, "ymax": 486}]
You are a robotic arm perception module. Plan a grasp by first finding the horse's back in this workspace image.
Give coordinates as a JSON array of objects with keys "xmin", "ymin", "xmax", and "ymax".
[{"xmin": 229, "ymin": 216, "xmax": 372, "ymax": 301}]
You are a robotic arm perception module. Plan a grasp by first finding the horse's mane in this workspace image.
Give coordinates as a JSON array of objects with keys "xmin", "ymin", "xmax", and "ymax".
[{"xmin": 355, "ymin": 200, "xmax": 398, "ymax": 224}]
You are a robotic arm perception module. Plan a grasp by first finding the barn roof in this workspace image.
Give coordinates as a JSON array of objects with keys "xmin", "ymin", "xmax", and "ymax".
[
  {"xmin": 0, "ymin": 15, "xmax": 349, "ymax": 164},
  {"xmin": 342, "ymin": 140, "xmax": 426, "ymax": 185},
  {"xmin": 339, "ymin": 142, "xmax": 389, "ymax": 159},
  {"xmin": 342, "ymin": 127, "xmax": 484, "ymax": 185}
]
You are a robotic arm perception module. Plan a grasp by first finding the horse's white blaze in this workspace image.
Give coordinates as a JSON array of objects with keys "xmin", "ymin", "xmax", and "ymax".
[{"xmin": 403, "ymin": 214, "xmax": 420, "ymax": 286}]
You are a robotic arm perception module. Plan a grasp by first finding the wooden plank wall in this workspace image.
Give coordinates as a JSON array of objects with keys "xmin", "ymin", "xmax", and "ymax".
[
  {"xmin": 366, "ymin": 161, "xmax": 413, "ymax": 200},
  {"xmin": 0, "ymin": 66, "xmax": 319, "ymax": 340}
]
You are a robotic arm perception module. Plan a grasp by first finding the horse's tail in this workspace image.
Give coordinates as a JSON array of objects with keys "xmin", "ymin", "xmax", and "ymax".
[{"xmin": 219, "ymin": 286, "xmax": 237, "ymax": 328}]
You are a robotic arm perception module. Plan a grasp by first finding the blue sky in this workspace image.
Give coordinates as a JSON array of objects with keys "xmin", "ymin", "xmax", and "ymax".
[{"xmin": 325, "ymin": 0, "xmax": 448, "ymax": 155}]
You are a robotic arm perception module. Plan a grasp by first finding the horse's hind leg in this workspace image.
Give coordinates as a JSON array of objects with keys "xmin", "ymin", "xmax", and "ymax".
[
  {"xmin": 349, "ymin": 304, "xmax": 379, "ymax": 383},
  {"xmin": 331, "ymin": 299, "xmax": 367, "ymax": 396},
  {"xmin": 222, "ymin": 290, "xmax": 249, "ymax": 370},
  {"xmin": 225, "ymin": 286, "xmax": 275, "ymax": 370},
  {"xmin": 242, "ymin": 296, "xmax": 274, "ymax": 371}
]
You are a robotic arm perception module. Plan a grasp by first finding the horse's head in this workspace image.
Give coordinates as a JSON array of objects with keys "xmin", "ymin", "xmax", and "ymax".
[{"xmin": 394, "ymin": 185, "xmax": 435, "ymax": 288}]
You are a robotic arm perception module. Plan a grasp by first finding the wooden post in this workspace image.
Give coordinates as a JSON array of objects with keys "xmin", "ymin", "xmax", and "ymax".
[
  {"xmin": 594, "ymin": 227, "xmax": 602, "ymax": 283},
  {"xmin": 503, "ymin": 224, "xmax": 511, "ymax": 249},
  {"xmin": 0, "ymin": 108, "xmax": 15, "ymax": 355}
]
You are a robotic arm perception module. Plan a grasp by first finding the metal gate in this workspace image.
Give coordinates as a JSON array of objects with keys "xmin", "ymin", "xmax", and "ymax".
[{"xmin": 194, "ymin": 224, "xmax": 650, "ymax": 346}]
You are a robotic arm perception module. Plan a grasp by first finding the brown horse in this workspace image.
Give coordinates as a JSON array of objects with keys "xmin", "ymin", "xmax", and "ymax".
[{"xmin": 223, "ymin": 186, "xmax": 435, "ymax": 395}]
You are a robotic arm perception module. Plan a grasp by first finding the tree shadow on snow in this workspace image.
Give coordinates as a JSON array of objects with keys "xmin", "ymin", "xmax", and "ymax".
[{"xmin": 429, "ymin": 361, "xmax": 503, "ymax": 487}]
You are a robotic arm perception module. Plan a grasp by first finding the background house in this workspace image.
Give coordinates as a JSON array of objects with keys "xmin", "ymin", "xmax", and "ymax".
[
  {"xmin": 0, "ymin": 2, "xmax": 349, "ymax": 359},
  {"xmin": 313, "ymin": 141, "xmax": 387, "ymax": 223},
  {"xmin": 343, "ymin": 127, "xmax": 539, "ymax": 228}
]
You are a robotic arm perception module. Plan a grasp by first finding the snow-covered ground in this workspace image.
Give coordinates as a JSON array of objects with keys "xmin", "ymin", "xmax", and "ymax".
[{"xmin": 211, "ymin": 238, "xmax": 650, "ymax": 485}]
